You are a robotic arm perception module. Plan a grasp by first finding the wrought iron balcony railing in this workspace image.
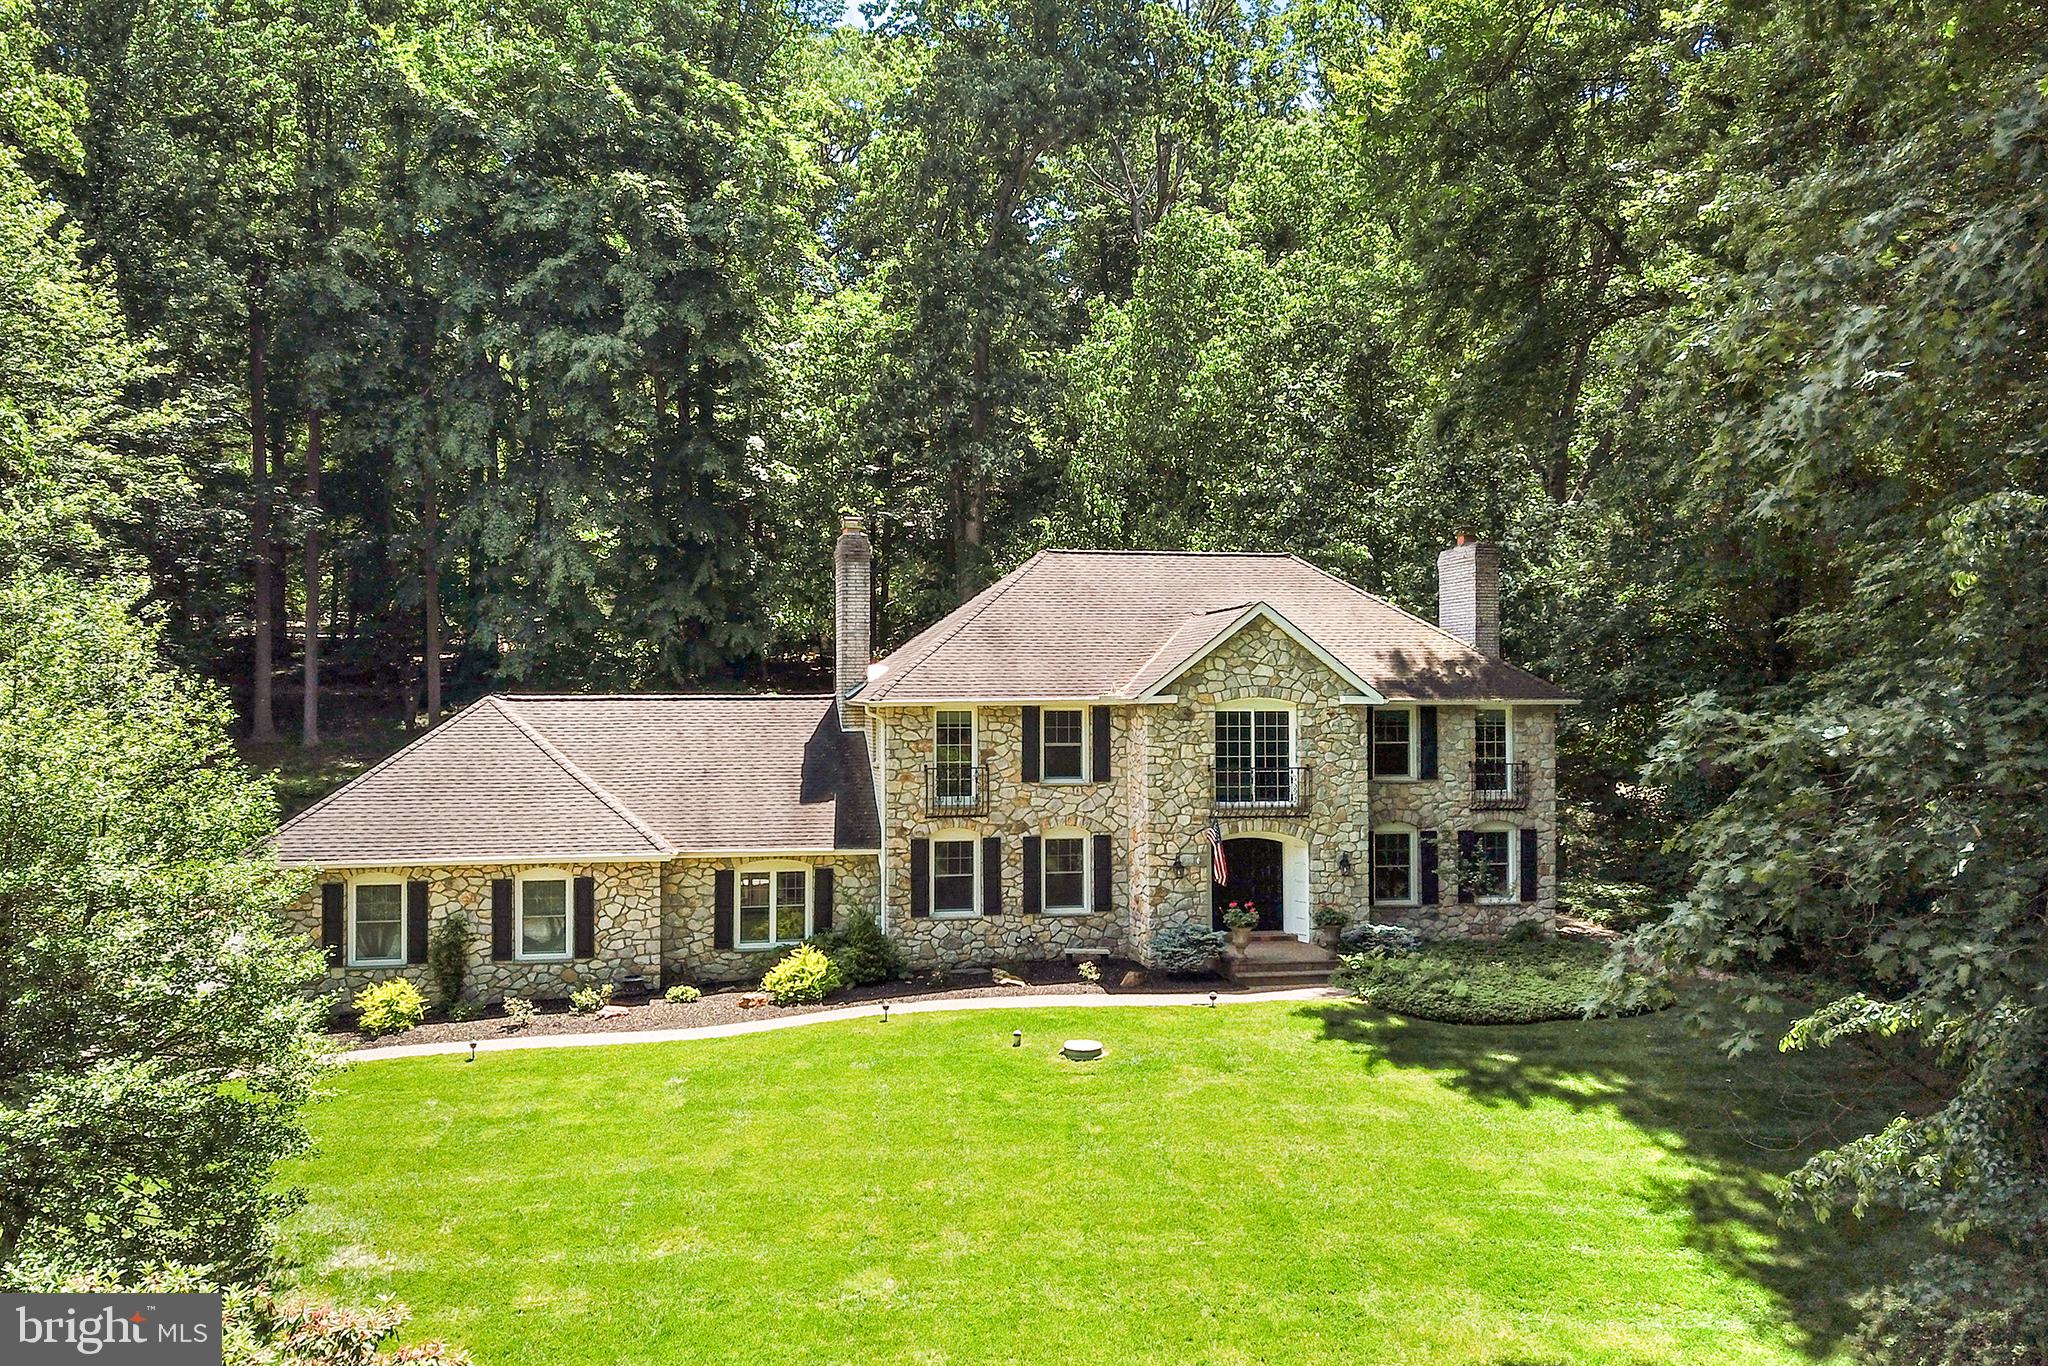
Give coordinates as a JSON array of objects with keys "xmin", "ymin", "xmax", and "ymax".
[
  {"xmin": 924, "ymin": 763, "xmax": 989, "ymax": 817},
  {"xmin": 1213, "ymin": 764, "xmax": 1312, "ymax": 816},
  {"xmin": 1471, "ymin": 759, "xmax": 1530, "ymax": 811}
]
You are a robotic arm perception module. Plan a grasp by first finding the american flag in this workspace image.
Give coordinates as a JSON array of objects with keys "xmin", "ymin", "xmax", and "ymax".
[{"xmin": 1197, "ymin": 820, "xmax": 1228, "ymax": 886}]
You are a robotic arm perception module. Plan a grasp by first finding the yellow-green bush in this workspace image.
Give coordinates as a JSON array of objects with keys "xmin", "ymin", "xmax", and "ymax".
[
  {"xmin": 760, "ymin": 944, "xmax": 842, "ymax": 1005},
  {"xmin": 353, "ymin": 979, "xmax": 426, "ymax": 1037}
]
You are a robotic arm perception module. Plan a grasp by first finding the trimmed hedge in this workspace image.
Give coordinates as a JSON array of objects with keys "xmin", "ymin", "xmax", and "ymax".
[{"xmin": 1336, "ymin": 937, "xmax": 1668, "ymax": 1025}]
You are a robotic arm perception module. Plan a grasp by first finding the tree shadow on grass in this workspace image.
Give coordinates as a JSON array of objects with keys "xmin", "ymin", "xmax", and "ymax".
[{"xmin": 1297, "ymin": 996, "xmax": 1930, "ymax": 1360}]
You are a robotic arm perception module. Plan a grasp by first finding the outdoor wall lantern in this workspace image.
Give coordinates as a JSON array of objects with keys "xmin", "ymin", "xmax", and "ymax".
[
  {"xmin": 1337, "ymin": 852, "xmax": 1355, "ymax": 876},
  {"xmin": 1174, "ymin": 851, "xmax": 1194, "ymax": 875}
]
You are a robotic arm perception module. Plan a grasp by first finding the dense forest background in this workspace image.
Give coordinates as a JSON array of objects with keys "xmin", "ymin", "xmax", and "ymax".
[{"xmin": 4, "ymin": 0, "xmax": 2045, "ymax": 1356}]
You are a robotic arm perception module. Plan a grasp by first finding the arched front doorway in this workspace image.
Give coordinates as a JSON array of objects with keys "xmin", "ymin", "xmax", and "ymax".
[{"xmin": 1212, "ymin": 837, "xmax": 1287, "ymax": 933}]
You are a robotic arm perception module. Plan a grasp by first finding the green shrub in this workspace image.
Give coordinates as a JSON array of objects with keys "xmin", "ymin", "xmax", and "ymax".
[
  {"xmin": 664, "ymin": 984, "xmax": 702, "ymax": 1005},
  {"xmin": 1219, "ymin": 901, "xmax": 1258, "ymax": 930},
  {"xmin": 568, "ymin": 983, "xmax": 614, "ymax": 1015},
  {"xmin": 1338, "ymin": 922, "xmax": 1423, "ymax": 957},
  {"xmin": 500, "ymin": 995, "xmax": 537, "ymax": 1030},
  {"xmin": 427, "ymin": 912, "xmax": 471, "ymax": 1008},
  {"xmin": 447, "ymin": 1000, "xmax": 483, "ymax": 1023},
  {"xmin": 760, "ymin": 944, "xmax": 843, "ymax": 1005},
  {"xmin": 818, "ymin": 911, "xmax": 905, "ymax": 987},
  {"xmin": 1312, "ymin": 905, "xmax": 1351, "ymax": 930},
  {"xmin": 1076, "ymin": 959, "xmax": 1101, "ymax": 984},
  {"xmin": 1148, "ymin": 925, "xmax": 1226, "ymax": 974},
  {"xmin": 353, "ymin": 979, "xmax": 426, "ymax": 1038},
  {"xmin": 1336, "ymin": 938, "xmax": 1669, "ymax": 1025},
  {"xmin": 1561, "ymin": 876, "xmax": 1667, "ymax": 932}
]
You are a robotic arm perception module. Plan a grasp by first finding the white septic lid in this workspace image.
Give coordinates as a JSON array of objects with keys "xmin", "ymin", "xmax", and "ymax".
[{"xmin": 1061, "ymin": 1039, "xmax": 1104, "ymax": 1061}]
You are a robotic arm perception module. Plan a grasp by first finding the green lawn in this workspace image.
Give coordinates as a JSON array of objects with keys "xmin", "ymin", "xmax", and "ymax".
[{"xmin": 284, "ymin": 1002, "xmax": 1917, "ymax": 1365}]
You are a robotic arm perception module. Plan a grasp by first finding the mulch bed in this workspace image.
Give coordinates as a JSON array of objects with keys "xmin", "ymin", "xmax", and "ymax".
[{"xmin": 328, "ymin": 958, "xmax": 1242, "ymax": 1050}]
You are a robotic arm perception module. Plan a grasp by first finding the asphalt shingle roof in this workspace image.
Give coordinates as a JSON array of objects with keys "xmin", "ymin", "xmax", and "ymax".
[
  {"xmin": 272, "ymin": 694, "xmax": 879, "ymax": 867},
  {"xmin": 858, "ymin": 550, "xmax": 1572, "ymax": 704}
]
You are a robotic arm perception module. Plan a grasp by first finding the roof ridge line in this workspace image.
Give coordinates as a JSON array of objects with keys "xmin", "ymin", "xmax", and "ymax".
[
  {"xmin": 270, "ymin": 696, "xmax": 497, "ymax": 843},
  {"xmin": 1285, "ymin": 553, "xmax": 1511, "ymax": 662},
  {"xmin": 499, "ymin": 692, "xmax": 836, "ymax": 702},
  {"xmin": 871, "ymin": 552, "xmax": 1046, "ymax": 698},
  {"xmin": 487, "ymin": 698, "xmax": 675, "ymax": 855}
]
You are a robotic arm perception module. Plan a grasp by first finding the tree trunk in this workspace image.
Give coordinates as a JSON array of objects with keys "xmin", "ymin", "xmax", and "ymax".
[
  {"xmin": 423, "ymin": 467, "xmax": 441, "ymax": 725},
  {"xmin": 301, "ymin": 408, "xmax": 323, "ymax": 747},
  {"xmin": 247, "ymin": 282, "xmax": 279, "ymax": 742}
]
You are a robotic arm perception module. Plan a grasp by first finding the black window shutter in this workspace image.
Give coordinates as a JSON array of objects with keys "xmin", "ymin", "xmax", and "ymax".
[
  {"xmin": 573, "ymin": 875, "xmax": 596, "ymax": 958},
  {"xmin": 982, "ymin": 837, "xmax": 1003, "ymax": 915},
  {"xmin": 814, "ymin": 866, "xmax": 835, "ymax": 932},
  {"xmin": 1091, "ymin": 706, "xmax": 1112, "ymax": 781},
  {"xmin": 1519, "ymin": 829, "xmax": 1539, "ymax": 904},
  {"xmin": 1022, "ymin": 836, "xmax": 1042, "ymax": 914},
  {"xmin": 1091, "ymin": 833, "xmax": 1112, "ymax": 913},
  {"xmin": 1021, "ymin": 706, "xmax": 1041, "ymax": 782},
  {"xmin": 713, "ymin": 869, "xmax": 735, "ymax": 949},
  {"xmin": 490, "ymin": 878, "xmax": 513, "ymax": 960},
  {"xmin": 1365, "ymin": 705, "xmax": 1376, "ymax": 779},
  {"xmin": 1419, "ymin": 830, "xmax": 1440, "ymax": 905},
  {"xmin": 1456, "ymin": 829, "xmax": 1477, "ymax": 903},
  {"xmin": 321, "ymin": 882, "xmax": 344, "ymax": 966},
  {"xmin": 909, "ymin": 838, "xmax": 930, "ymax": 917},
  {"xmin": 1418, "ymin": 706, "xmax": 1439, "ymax": 779},
  {"xmin": 406, "ymin": 880, "xmax": 430, "ymax": 964}
]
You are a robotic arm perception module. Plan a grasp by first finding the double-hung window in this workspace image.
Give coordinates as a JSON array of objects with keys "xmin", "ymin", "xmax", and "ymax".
[
  {"xmin": 1042, "ymin": 835, "xmax": 1087, "ymax": 912},
  {"xmin": 739, "ymin": 867, "xmax": 810, "ymax": 947},
  {"xmin": 1372, "ymin": 708, "xmax": 1414, "ymax": 778},
  {"xmin": 518, "ymin": 873, "xmax": 571, "ymax": 961},
  {"xmin": 349, "ymin": 880, "xmax": 405, "ymax": 967},
  {"xmin": 1372, "ymin": 830, "xmax": 1417, "ymax": 904},
  {"xmin": 1474, "ymin": 708, "xmax": 1512, "ymax": 794},
  {"xmin": 1474, "ymin": 829, "xmax": 1515, "ymax": 901},
  {"xmin": 934, "ymin": 710, "xmax": 977, "ymax": 807},
  {"xmin": 931, "ymin": 836, "xmax": 978, "ymax": 915},
  {"xmin": 1042, "ymin": 708, "xmax": 1086, "ymax": 781},
  {"xmin": 1216, "ymin": 705, "xmax": 1294, "ymax": 805}
]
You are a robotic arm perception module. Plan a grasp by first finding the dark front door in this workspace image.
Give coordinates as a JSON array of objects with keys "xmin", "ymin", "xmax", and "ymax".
[{"xmin": 1213, "ymin": 837, "xmax": 1285, "ymax": 931}]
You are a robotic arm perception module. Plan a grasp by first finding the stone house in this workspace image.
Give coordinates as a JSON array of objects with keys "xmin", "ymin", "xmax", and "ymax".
[{"xmin": 274, "ymin": 525, "xmax": 1573, "ymax": 1000}]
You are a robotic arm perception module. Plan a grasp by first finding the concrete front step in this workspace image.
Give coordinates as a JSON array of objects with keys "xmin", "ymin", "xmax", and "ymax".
[{"xmin": 1225, "ymin": 935, "xmax": 1341, "ymax": 987}]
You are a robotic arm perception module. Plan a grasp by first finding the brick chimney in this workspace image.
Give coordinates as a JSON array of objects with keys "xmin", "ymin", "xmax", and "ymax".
[
  {"xmin": 1436, "ymin": 532, "xmax": 1501, "ymax": 658},
  {"xmin": 834, "ymin": 514, "xmax": 872, "ymax": 720}
]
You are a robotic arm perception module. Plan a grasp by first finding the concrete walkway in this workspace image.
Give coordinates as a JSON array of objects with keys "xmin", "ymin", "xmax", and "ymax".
[{"xmin": 338, "ymin": 986, "xmax": 1349, "ymax": 1064}]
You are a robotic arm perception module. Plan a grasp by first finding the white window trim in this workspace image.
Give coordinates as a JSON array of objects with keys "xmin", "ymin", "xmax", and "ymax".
[
  {"xmin": 1372, "ymin": 704, "xmax": 1418, "ymax": 782},
  {"xmin": 515, "ymin": 867, "xmax": 574, "ymax": 963},
  {"xmin": 1473, "ymin": 826, "xmax": 1519, "ymax": 904},
  {"xmin": 347, "ymin": 874, "xmax": 407, "ymax": 968},
  {"xmin": 928, "ymin": 829, "xmax": 981, "ymax": 919},
  {"xmin": 736, "ymin": 861, "xmax": 813, "ymax": 950},
  {"xmin": 1370, "ymin": 825, "xmax": 1419, "ymax": 907},
  {"xmin": 1039, "ymin": 706, "xmax": 1090, "ymax": 784},
  {"xmin": 1474, "ymin": 704, "xmax": 1516, "ymax": 763},
  {"xmin": 932, "ymin": 706, "xmax": 981, "ymax": 810},
  {"xmin": 1039, "ymin": 828, "xmax": 1091, "ymax": 916},
  {"xmin": 1215, "ymin": 698, "xmax": 1300, "ymax": 805}
]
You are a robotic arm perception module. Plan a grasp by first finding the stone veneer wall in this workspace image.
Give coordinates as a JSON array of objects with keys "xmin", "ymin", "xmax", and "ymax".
[
  {"xmin": 286, "ymin": 861, "xmax": 663, "ymax": 1006},
  {"xmin": 661, "ymin": 854, "xmax": 881, "ymax": 985},
  {"xmin": 878, "ymin": 703, "xmax": 1133, "ymax": 967},
  {"xmin": 1366, "ymin": 704, "xmax": 1558, "ymax": 937}
]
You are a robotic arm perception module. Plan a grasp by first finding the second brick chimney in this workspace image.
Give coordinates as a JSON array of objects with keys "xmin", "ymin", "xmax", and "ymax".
[
  {"xmin": 1436, "ymin": 532, "xmax": 1501, "ymax": 658},
  {"xmin": 834, "ymin": 514, "xmax": 872, "ymax": 722}
]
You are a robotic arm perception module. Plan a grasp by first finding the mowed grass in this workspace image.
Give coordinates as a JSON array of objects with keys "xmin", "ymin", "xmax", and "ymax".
[{"xmin": 284, "ymin": 1002, "xmax": 1918, "ymax": 1365}]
